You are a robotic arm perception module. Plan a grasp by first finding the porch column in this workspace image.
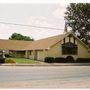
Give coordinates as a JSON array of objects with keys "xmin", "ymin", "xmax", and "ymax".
[
  {"xmin": 32, "ymin": 50, "xmax": 35, "ymax": 60},
  {"xmin": 34, "ymin": 50, "xmax": 37, "ymax": 60},
  {"xmin": 25, "ymin": 50, "xmax": 29, "ymax": 58},
  {"xmin": 43, "ymin": 49, "xmax": 46, "ymax": 61}
]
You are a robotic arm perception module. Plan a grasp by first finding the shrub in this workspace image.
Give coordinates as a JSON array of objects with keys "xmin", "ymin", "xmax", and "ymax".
[
  {"xmin": 76, "ymin": 58, "xmax": 90, "ymax": 63},
  {"xmin": 44, "ymin": 57, "xmax": 54, "ymax": 63},
  {"xmin": 66, "ymin": 56, "xmax": 75, "ymax": 63},
  {"xmin": 54, "ymin": 57, "xmax": 66, "ymax": 63},
  {"xmin": 5, "ymin": 58, "xmax": 16, "ymax": 63},
  {"xmin": 5, "ymin": 54, "xmax": 11, "ymax": 58}
]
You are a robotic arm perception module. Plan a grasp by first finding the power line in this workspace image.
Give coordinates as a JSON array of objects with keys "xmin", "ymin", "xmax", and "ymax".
[{"xmin": 0, "ymin": 21, "xmax": 64, "ymax": 30}]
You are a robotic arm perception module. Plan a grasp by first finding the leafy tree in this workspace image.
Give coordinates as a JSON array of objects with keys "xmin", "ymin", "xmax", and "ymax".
[
  {"xmin": 65, "ymin": 3, "xmax": 90, "ymax": 46},
  {"xmin": 9, "ymin": 33, "xmax": 34, "ymax": 41}
]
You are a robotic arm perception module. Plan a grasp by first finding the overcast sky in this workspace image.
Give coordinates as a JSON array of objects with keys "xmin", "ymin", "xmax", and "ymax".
[{"xmin": 0, "ymin": 3, "xmax": 69, "ymax": 40}]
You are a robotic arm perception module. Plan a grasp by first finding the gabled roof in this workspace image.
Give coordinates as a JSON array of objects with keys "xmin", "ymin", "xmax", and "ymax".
[
  {"xmin": 0, "ymin": 32, "xmax": 89, "ymax": 51},
  {"xmin": 25, "ymin": 33, "xmax": 66, "ymax": 50},
  {"xmin": 24, "ymin": 32, "xmax": 89, "ymax": 50},
  {"xmin": 70, "ymin": 32, "xmax": 89, "ymax": 49}
]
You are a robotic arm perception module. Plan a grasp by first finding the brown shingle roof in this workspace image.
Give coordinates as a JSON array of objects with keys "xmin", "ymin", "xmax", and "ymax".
[
  {"xmin": 0, "ymin": 32, "xmax": 89, "ymax": 51},
  {"xmin": 25, "ymin": 34, "xmax": 66, "ymax": 50},
  {"xmin": 0, "ymin": 39, "xmax": 32, "ymax": 50},
  {"xmin": 17, "ymin": 32, "xmax": 90, "ymax": 50},
  {"xmin": 0, "ymin": 33, "xmax": 69, "ymax": 50}
]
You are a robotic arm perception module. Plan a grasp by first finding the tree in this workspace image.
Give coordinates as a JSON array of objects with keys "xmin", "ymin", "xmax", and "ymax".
[
  {"xmin": 65, "ymin": 3, "xmax": 90, "ymax": 46},
  {"xmin": 9, "ymin": 33, "xmax": 34, "ymax": 41}
]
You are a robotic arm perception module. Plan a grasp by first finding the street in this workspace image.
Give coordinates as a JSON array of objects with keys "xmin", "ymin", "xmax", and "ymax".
[{"xmin": 0, "ymin": 66, "xmax": 90, "ymax": 88}]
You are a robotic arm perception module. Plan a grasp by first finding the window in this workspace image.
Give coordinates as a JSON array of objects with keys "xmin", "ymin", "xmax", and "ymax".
[{"xmin": 62, "ymin": 42, "xmax": 77, "ymax": 55}]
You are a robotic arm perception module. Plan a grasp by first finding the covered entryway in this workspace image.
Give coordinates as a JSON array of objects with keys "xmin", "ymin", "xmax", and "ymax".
[{"xmin": 37, "ymin": 50, "xmax": 44, "ymax": 60}]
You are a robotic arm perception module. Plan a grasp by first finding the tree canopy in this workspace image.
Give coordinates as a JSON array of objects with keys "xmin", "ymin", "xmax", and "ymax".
[
  {"xmin": 9, "ymin": 33, "xmax": 34, "ymax": 41},
  {"xmin": 65, "ymin": 3, "xmax": 90, "ymax": 46}
]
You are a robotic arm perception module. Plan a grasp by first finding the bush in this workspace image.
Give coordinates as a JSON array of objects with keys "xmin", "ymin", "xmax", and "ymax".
[
  {"xmin": 66, "ymin": 56, "xmax": 75, "ymax": 63},
  {"xmin": 44, "ymin": 57, "xmax": 54, "ymax": 63},
  {"xmin": 76, "ymin": 58, "xmax": 90, "ymax": 63},
  {"xmin": 5, "ymin": 58, "xmax": 16, "ymax": 63},
  {"xmin": 5, "ymin": 54, "xmax": 12, "ymax": 58},
  {"xmin": 54, "ymin": 57, "xmax": 66, "ymax": 63}
]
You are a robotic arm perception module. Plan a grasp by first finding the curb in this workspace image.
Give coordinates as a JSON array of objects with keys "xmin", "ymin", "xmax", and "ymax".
[{"xmin": 0, "ymin": 63, "xmax": 90, "ymax": 66}]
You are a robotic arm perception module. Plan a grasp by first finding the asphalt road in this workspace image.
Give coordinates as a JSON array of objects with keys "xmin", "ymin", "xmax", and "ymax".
[{"xmin": 0, "ymin": 66, "xmax": 90, "ymax": 88}]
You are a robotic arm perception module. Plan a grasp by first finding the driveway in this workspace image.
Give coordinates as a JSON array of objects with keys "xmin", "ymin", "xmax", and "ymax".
[{"xmin": 0, "ymin": 66, "xmax": 90, "ymax": 88}]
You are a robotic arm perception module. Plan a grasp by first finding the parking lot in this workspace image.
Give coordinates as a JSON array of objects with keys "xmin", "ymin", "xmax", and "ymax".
[{"xmin": 0, "ymin": 66, "xmax": 90, "ymax": 88}]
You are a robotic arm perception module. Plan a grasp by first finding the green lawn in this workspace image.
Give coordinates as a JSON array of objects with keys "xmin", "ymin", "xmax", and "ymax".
[{"xmin": 6, "ymin": 58, "xmax": 40, "ymax": 64}]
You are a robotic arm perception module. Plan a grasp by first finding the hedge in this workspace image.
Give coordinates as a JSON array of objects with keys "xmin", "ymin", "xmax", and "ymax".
[
  {"xmin": 76, "ymin": 58, "xmax": 90, "ymax": 63},
  {"xmin": 54, "ymin": 57, "xmax": 66, "ymax": 63},
  {"xmin": 44, "ymin": 57, "xmax": 90, "ymax": 63},
  {"xmin": 44, "ymin": 57, "xmax": 54, "ymax": 63},
  {"xmin": 44, "ymin": 57, "xmax": 66, "ymax": 63},
  {"xmin": 66, "ymin": 56, "xmax": 75, "ymax": 63}
]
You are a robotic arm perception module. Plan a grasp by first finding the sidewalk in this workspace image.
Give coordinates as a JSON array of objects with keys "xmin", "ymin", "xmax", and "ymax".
[{"xmin": 0, "ymin": 62, "xmax": 90, "ymax": 66}]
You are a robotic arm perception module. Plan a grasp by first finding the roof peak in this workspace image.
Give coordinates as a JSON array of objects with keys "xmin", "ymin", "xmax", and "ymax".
[{"xmin": 63, "ymin": 22, "xmax": 68, "ymax": 34}]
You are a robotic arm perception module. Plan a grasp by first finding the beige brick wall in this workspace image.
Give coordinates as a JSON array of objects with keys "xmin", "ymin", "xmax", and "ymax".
[
  {"xmin": 27, "ymin": 35, "xmax": 90, "ymax": 61},
  {"xmin": 45, "ymin": 36, "xmax": 90, "ymax": 60},
  {"xmin": 77, "ymin": 41, "xmax": 90, "ymax": 58}
]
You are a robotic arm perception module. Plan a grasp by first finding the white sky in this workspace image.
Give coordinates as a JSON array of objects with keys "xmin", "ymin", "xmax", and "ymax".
[{"xmin": 0, "ymin": 0, "xmax": 89, "ymax": 40}]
